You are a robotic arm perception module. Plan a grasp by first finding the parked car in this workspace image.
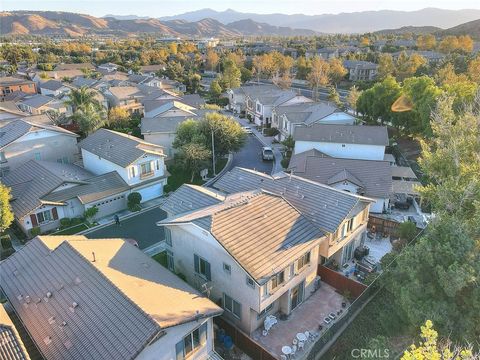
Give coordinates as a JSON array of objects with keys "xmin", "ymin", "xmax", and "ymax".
[
  {"xmin": 262, "ymin": 146, "xmax": 274, "ymax": 161},
  {"xmin": 242, "ymin": 126, "xmax": 253, "ymax": 134}
]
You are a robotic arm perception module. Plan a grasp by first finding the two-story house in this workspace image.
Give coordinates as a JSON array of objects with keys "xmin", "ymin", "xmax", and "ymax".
[
  {"xmin": 0, "ymin": 119, "xmax": 79, "ymax": 177},
  {"xmin": 0, "ymin": 235, "xmax": 223, "ymax": 360},
  {"xmin": 293, "ymin": 124, "xmax": 389, "ymax": 161},
  {"xmin": 271, "ymin": 102, "xmax": 356, "ymax": 140},
  {"xmin": 3, "ymin": 160, "xmax": 129, "ymax": 234},
  {"xmin": 288, "ymin": 149, "xmax": 393, "ymax": 213},
  {"xmin": 343, "ymin": 60, "xmax": 378, "ymax": 82},
  {"xmin": 16, "ymin": 94, "xmax": 71, "ymax": 116},
  {"xmin": 79, "ymin": 128, "xmax": 168, "ymax": 202},
  {"xmin": 159, "ymin": 167, "xmax": 373, "ymax": 334},
  {"xmin": 0, "ymin": 76, "xmax": 37, "ymax": 100}
]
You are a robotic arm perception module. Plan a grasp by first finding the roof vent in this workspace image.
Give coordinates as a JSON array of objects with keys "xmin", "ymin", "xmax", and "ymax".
[
  {"xmin": 48, "ymin": 316, "xmax": 56, "ymax": 325},
  {"xmin": 44, "ymin": 336, "xmax": 52, "ymax": 346},
  {"xmin": 74, "ymin": 277, "xmax": 82, "ymax": 285},
  {"xmin": 46, "ymin": 291, "xmax": 52, "ymax": 298},
  {"xmin": 25, "ymin": 296, "xmax": 31, "ymax": 304},
  {"xmin": 69, "ymin": 302, "xmax": 78, "ymax": 313},
  {"xmin": 63, "ymin": 339, "xmax": 72, "ymax": 349}
]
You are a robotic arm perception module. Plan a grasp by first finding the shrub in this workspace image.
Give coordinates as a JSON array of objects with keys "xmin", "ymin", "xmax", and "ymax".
[
  {"xmin": 128, "ymin": 192, "xmax": 142, "ymax": 211},
  {"xmin": 281, "ymin": 157, "xmax": 291, "ymax": 169},
  {"xmin": 0, "ymin": 248, "xmax": 15, "ymax": 260},
  {"xmin": 0, "ymin": 235, "xmax": 12, "ymax": 249},
  {"xmin": 84, "ymin": 207, "xmax": 99, "ymax": 222},
  {"xmin": 398, "ymin": 221, "xmax": 417, "ymax": 242},
  {"xmin": 30, "ymin": 227, "xmax": 41, "ymax": 237},
  {"xmin": 60, "ymin": 218, "xmax": 71, "ymax": 227}
]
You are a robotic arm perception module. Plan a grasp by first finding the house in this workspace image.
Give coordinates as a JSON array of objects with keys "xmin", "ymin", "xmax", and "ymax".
[
  {"xmin": 97, "ymin": 62, "xmax": 119, "ymax": 72},
  {"xmin": 343, "ymin": 60, "xmax": 378, "ymax": 81},
  {"xmin": 0, "ymin": 77, "xmax": 37, "ymax": 100},
  {"xmin": 0, "ymin": 101, "xmax": 26, "ymax": 124},
  {"xmin": 39, "ymin": 79, "xmax": 70, "ymax": 97},
  {"xmin": 2, "ymin": 160, "xmax": 129, "ymax": 234},
  {"xmin": 0, "ymin": 119, "xmax": 79, "ymax": 176},
  {"xmin": 288, "ymin": 149, "xmax": 393, "ymax": 213},
  {"xmin": 128, "ymin": 74, "xmax": 163, "ymax": 88},
  {"xmin": 160, "ymin": 167, "xmax": 373, "ymax": 334},
  {"xmin": 0, "ymin": 235, "xmax": 223, "ymax": 360},
  {"xmin": 293, "ymin": 124, "xmax": 389, "ymax": 161},
  {"xmin": 103, "ymin": 86, "xmax": 146, "ymax": 114},
  {"xmin": 0, "ymin": 305, "xmax": 31, "ymax": 360},
  {"xmin": 271, "ymin": 102, "xmax": 356, "ymax": 140},
  {"xmin": 16, "ymin": 94, "xmax": 71, "ymax": 116},
  {"xmin": 71, "ymin": 76, "xmax": 98, "ymax": 88},
  {"xmin": 391, "ymin": 50, "xmax": 445, "ymax": 64},
  {"xmin": 243, "ymin": 85, "xmax": 313, "ymax": 127},
  {"xmin": 79, "ymin": 129, "xmax": 168, "ymax": 202},
  {"xmin": 139, "ymin": 64, "xmax": 165, "ymax": 76}
]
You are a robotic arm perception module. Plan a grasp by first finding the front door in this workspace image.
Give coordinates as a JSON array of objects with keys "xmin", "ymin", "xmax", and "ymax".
[{"xmin": 291, "ymin": 281, "xmax": 305, "ymax": 311}]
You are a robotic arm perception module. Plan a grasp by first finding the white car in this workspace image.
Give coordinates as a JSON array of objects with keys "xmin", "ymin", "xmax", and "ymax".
[
  {"xmin": 242, "ymin": 126, "xmax": 253, "ymax": 134},
  {"xmin": 262, "ymin": 146, "xmax": 274, "ymax": 161}
]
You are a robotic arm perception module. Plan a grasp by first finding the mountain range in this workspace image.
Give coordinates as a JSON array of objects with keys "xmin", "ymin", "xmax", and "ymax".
[
  {"xmin": 0, "ymin": 11, "xmax": 315, "ymax": 37},
  {"xmin": 158, "ymin": 8, "xmax": 480, "ymax": 33}
]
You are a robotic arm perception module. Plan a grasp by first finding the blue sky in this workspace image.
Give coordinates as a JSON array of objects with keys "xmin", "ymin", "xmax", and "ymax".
[{"xmin": 2, "ymin": 0, "xmax": 480, "ymax": 17}]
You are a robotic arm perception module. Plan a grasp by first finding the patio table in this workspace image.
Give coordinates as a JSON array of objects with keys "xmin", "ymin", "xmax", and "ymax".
[
  {"xmin": 282, "ymin": 346, "xmax": 292, "ymax": 355},
  {"xmin": 296, "ymin": 333, "xmax": 307, "ymax": 342}
]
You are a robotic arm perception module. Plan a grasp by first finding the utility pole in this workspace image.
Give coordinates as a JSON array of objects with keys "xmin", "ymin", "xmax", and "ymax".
[{"xmin": 211, "ymin": 129, "xmax": 216, "ymax": 176}]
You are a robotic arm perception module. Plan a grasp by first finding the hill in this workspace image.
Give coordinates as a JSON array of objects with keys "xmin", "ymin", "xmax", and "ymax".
[
  {"xmin": 374, "ymin": 25, "xmax": 441, "ymax": 35},
  {"xmin": 441, "ymin": 18, "xmax": 480, "ymax": 38},
  {"xmin": 0, "ymin": 11, "xmax": 314, "ymax": 37},
  {"xmin": 160, "ymin": 7, "xmax": 480, "ymax": 33}
]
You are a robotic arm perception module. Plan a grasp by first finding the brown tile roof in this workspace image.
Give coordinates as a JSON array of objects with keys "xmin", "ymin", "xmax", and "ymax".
[{"xmin": 0, "ymin": 306, "xmax": 30, "ymax": 360}]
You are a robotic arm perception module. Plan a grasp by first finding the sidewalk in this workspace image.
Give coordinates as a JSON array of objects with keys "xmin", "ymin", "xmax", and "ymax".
[{"xmin": 230, "ymin": 113, "xmax": 285, "ymax": 174}]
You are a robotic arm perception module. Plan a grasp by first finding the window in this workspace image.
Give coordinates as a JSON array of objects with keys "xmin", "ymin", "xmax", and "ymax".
[
  {"xmin": 166, "ymin": 250, "xmax": 175, "ymax": 272},
  {"xmin": 262, "ymin": 285, "xmax": 268, "ymax": 297},
  {"xmin": 130, "ymin": 166, "xmax": 136, "ymax": 178},
  {"xmin": 271, "ymin": 271, "xmax": 285, "ymax": 290},
  {"xmin": 223, "ymin": 294, "xmax": 241, "ymax": 319},
  {"xmin": 246, "ymin": 276, "xmax": 255, "ymax": 288},
  {"xmin": 256, "ymin": 103, "xmax": 261, "ymax": 112},
  {"xmin": 175, "ymin": 322, "xmax": 207, "ymax": 360},
  {"xmin": 140, "ymin": 162, "xmax": 153, "ymax": 177},
  {"xmin": 34, "ymin": 152, "xmax": 41, "ymax": 161},
  {"xmin": 194, "ymin": 254, "xmax": 211, "ymax": 281},
  {"xmin": 297, "ymin": 252, "xmax": 311, "ymax": 270},
  {"xmin": 223, "ymin": 263, "xmax": 231, "ymax": 275},
  {"xmin": 257, "ymin": 303, "xmax": 274, "ymax": 319},
  {"xmin": 165, "ymin": 228, "xmax": 172, "ymax": 246},
  {"xmin": 37, "ymin": 210, "xmax": 52, "ymax": 224},
  {"xmin": 156, "ymin": 160, "xmax": 160, "ymax": 170}
]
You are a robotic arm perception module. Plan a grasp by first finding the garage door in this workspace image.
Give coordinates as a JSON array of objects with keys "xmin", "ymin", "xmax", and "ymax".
[
  {"xmin": 136, "ymin": 183, "xmax": 163, "ymax": 203},
  {"xmin": 90, "ymin": 195, "xmax": 127, "ymax": 218}
]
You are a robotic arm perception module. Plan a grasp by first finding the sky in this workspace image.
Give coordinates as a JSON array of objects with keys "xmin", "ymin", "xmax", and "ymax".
[{"xmin": 2, "ymin": 0, "xmax": 480, "ymax": 17}]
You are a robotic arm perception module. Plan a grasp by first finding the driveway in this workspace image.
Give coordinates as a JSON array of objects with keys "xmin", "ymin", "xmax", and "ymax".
[{"xmin": 84, "ymin": 207, "xmax": 167, "ymax": 250}]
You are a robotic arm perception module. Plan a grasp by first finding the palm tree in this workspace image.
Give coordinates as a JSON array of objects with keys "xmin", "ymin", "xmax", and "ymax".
[
  {"xmin": 66, "ymin": 86, "xmax": 100, "ymax": 112},
  {"xmin": 71, "ymin": 102, "xmax": 107, "ymax": 136}
]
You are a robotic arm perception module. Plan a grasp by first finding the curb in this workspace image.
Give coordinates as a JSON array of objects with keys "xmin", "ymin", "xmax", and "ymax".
[
  {"xmin": 79, "ymin": 200, "xmax": 166, "ymax": 235},
  {"xmin": 203, "ymin": 152, "xmax": 233, "ymax": 187}
]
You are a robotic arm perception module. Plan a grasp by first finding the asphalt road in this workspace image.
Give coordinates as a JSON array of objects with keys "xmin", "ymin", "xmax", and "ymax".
[
  {"xmin": 85, "ymin": 207, "xmax": 167, "ymax": 250},
  {"xmin": 230, "ymin": 134, "xmax": 273, "ymax": 173}
]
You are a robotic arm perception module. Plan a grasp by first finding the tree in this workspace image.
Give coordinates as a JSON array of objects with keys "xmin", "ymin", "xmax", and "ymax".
[
  {"xmin": 179, "ymin": 143, "xmax": 211, "ymax": 182},
  {"xmin": 327, "ymin": 86, "xmax": 342, "ymax": 107},
  {"xmin": 347, "ymin": 85, "xmax": 362, "ymax": 113},
  {"xmin": 219, "ymin": 59, "xmax": 241, "ymax": 90},
  {"xmin": 108, "ymin": 107, "xmax": 130, "ymax": 126},
  {"xmin": 83, "ymin": 207, "xmax": 98, "ymax": 223},
  {"xmin": 386, "ymin": 97, "xmax": 480, "ymax": 343},
  {"xmin": 66, "ymin": 86, "xmax": 100, "ymax": 112},
  {"xmin": 402, "ymin": 321, "xmax": 476, "ymax": 360},
  {"xmin": 457, "ymin": 35, "xmax": 474, "ymax": 53},
  {"xmin": 272, "ymin": 73, "xmax": 293, "ymax": 89},
  {"xmin": 307, "ymin": 56, "xmax": 330, "ymax": 100},
  {"xmin": 0, "ymin": 184, "xmax": 14, "ymax": 234},
  {"xmin": 72, "ymin": 103, "xmax": 107, "ymax": 136},
  {"xmin": 328, "ymin": 58, "xmax": 347, "ymax": 85},
  {"xmin": 199, "ymin": 112, "xmax": 246, "ymax": 157},
  {"xmin": 442, "ymin": 80, "xmax": 478, "ymax": 111},
  {"xmin": 435, "ymin": 63, "xmax": 459, "ymax": 86},
  {"xmin": 467, "ymin": 56, "xmax": 480, "ymax": 83},
  {"xmin": 127, "ymin": 192, "xmax": 142, "ymax": 212},
  {"xmin": 209, "ymin": 80, "xmax": 222, "ymax": 99},
  {"xmin": 397, "ymin": 221, "xmax": 417, "ymax": 242},
  {"xmin": 438, "ymin": 36, "xmax": 460, "ymax": 53},
  {"xmin": 185, "ymin": 72, "xmax": 201, "ymax": 93},
  {"xmin": 377, "ymin": 54, "xmax": 395, "ymax": 80},
  {"xmin": 396, "ymin": 52, "xmax": 427, "ymax": 81},
  {"xmin": 253, "ymin": 54, "xmax": 275, "ymax": 82},
  {"xmin": 416, "ymin": 34, "xmax": 436, "ymax": 50},
  {"xmin": 206, "ymin": 49, "xmax": 219, "ymax": 72},
  {"xmin": 296, "ymin": 56, "xmax": 311, "ymax": 80},
  {"xmin": 240, "ymin": 67, "xmax": 252, "ymax": 83}
]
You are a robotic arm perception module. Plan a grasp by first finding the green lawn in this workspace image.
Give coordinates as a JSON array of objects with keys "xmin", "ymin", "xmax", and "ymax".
[
  {"xmin": 322, "ymin": 288, "xmax": 412, "ymax": 359},
  {"xmin": 152, "ymin": 251, "xmax": 167, "ymax": 267},
  {"xmin": 166, "ymin": 157, "xmax": 228, "ymax": 192},
  {"xmin": 53, "ymin": 223, "xmax": 89, "ymax": 235}
]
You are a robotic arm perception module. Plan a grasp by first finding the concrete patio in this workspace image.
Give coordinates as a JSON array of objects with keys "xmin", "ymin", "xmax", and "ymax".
[{"xmin": 251, "ymin": 283, "xmax": 346, "ymax": 359}]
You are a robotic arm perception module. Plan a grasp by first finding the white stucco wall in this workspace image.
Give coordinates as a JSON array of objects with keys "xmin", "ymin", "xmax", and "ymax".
[
  {"xmin": 143, "ymin": 133, "xmax": 176, "ymax": 158},
  {"xmin": 294, "ymin": 141, "xmax": 385, "ymax": 161}
]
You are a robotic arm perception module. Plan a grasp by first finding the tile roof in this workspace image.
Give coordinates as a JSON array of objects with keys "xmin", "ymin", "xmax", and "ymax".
[
  {"xmin": 343, "ymin": 60, "xmax": 378, "ymax": 70},
  {"xmin": 161, "ymin": 184, "xmax": 225, "ymax": 215},
  {"xmin": 141, "ymin": 109, "xmax": 211, "ymax": 134},
  {"xmin": 293, "ymin": 124, "xmax": 389, "ymax": 146},
  {"xmin": 0, "ymin": 306, "xmax": 30, "ymax": 360},
  {"xmin": 42, "ymin": 171, "xmax": 129, "ymax": 204},
  {"xmin": 160, "ymin": 191, "xmax": 323, "ymax": 284},
  {"xmin": 39, "ymin": 80, "xmax": 64, "ymax": 91},
  {"xmin": 2, "ymin": 161, "xmax": 93, "ymax": 219},
  {"xmin": 288, "ymin": 149, "xmax": 393, "ymax": 198},
  {"xmin": 0, "ymin": 236, "xmax": 220, "ymax": 360},
  {"xmin": 275, "ymin": 102, "xmax": 342, "ymax": 125},
  {"xmin": 213, "ymin": 167, "xmax": 372, "ymax": 233},
  {"xmin": 391, "ymin": 166, "xmax": 417, "ymax": 179},
  {"xmin": 0, "ymin": 77, "xmax": 34, "ymax": 86},
  {"xmin": 17, "ymin": 95, "xmax": 53, "ymax": 109},
  {"xmin": 78, "ymin": 129, "xmax": 165, "ymax": 167},
  {"xmin": 0, "ymin": 119, "xmax": 78, "ymax": 150}
]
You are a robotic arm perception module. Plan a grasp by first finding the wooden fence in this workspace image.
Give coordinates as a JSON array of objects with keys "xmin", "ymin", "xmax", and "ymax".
[
  {"xmin": 317, "ymin": 265, "xmax": 367, "ymax": 299},
  {"xmin": 214, "ymin": 317, "xmax": 276, "ymax": 360},
  {"xmin": 367, "ymin": 215, "xmax": 402, "ymax": 238}
]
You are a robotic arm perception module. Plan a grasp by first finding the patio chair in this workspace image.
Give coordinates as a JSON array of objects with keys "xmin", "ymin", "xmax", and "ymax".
[
  {"xmin": 291, "ymin": 345, "xmax": 297, "ymax": 358},
  {"xmin": 292, "ymin": 338, "xmax": 298, "ymax": 346},
  {"xmin": 298, "ymin": 341, "xmax": 305, "ymax": 351},
  {"xmin": 262, "ymin": 330, "xmax": 268, "ymax": 336},
  {"xmin": 304, "ymin": 331, "xmax": 310, "ymax": 341}
]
